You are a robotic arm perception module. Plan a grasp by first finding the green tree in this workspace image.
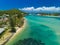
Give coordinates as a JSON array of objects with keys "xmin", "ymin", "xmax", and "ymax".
[{"xmin": 0, "ymin": 9, "xmax": 26, "ymax": 32}]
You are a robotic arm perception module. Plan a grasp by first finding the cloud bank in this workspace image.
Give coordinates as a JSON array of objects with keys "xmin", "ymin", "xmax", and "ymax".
[{"xmin": 19, "ymin": 7, "xmax": 60, "ymax": 13}]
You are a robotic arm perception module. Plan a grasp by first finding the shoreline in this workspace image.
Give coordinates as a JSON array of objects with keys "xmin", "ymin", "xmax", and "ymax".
[
  {"xmin": 8, "ymin": 18, "xmax": 26, "ymax": 42},
  {"xmin": 46, "ymin": 16, "xmax": 60, "ymax": 17},
  {"xmin": 39, "ymin": 15, "xmax": 60, "ymax": 17},
  {"xmin": 0, "ymin": 18, "xmax": 26, "ymax": 45}
]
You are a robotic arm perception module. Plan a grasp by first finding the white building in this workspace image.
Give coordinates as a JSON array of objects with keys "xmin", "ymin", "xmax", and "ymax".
[{"xmin": 0, "ymin": 28, "xmax": 5, "ymax": 34}]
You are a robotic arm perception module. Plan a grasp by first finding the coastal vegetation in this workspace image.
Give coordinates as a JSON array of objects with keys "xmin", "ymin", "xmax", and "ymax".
[
  {"xmin": 0, "ymin": 9, "xmax": 27, "ymax": 45},
  {"xmin": 37, "ymin": 13, "xmax": 60, "ymax": 16},
  {"xmin": 0, "ymin": 9, "xmax": 26, "ymax": 32}
]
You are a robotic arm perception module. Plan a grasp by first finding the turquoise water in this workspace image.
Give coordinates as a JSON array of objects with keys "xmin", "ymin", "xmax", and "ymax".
[{"xmin": 6, "ymin": 15, "xmax": 60, "ymax": 45}]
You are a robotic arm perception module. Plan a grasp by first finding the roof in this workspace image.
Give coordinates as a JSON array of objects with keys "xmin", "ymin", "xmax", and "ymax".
[{"xmin": 0, "ymin": 28, "xmax": 5, "ymax": 34}]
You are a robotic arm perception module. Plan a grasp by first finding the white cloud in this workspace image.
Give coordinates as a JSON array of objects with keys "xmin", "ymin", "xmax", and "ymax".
[
  {"xmin": 20, "ymin": 7, "xmax": 34, "ymax": 10},
  {"xmin": 19, "ymin": 7, "xmax": 60, "ymax": 13}
]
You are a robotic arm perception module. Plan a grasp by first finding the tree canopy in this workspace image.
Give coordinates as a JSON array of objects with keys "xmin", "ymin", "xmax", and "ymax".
[
  {"xmin": 0, "ymin": 9, "xmax": 27, "ymax": 16},
  {"xmin": 0, "ymin": 9, "xmax": 27, "ymax": 32}
]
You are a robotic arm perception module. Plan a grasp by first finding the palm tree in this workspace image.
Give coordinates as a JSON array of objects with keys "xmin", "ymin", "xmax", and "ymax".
[{"xmin": 0, "ymin": 9, "xmax": 26, "ymax": 32}]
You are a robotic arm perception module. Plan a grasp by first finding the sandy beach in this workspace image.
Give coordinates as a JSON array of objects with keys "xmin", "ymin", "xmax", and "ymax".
[
  {"xmin": 46, "ymin": 16, "xmax": 60, "ymax": 17},
  {"xmin": 6, "ymin": 18, "xmax": 27, "ymax": 44},
  {"xmin": 0, "ymin": 18, "xmax": 27, "ymax": 45}
]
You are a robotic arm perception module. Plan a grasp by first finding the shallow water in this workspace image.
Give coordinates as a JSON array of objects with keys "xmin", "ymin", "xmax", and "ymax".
[{"xmin": 6, "ymin": 15, "xmax": 60, "ymax": 45}]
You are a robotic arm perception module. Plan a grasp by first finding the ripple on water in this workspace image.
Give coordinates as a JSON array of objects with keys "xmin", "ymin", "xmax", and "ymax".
[{"xmin": 6, "ymin": 16, "xmax": 60, "ymax": 45}]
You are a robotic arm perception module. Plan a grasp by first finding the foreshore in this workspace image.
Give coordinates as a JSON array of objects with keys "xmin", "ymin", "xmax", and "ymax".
[
  {"xmin": 8, "ymin": 18, "xmax": 26, "ymax": 42},
  {"xmin": 47, "ymin": 16, "xmax": 60, "ymax": 17},
  {"xmin": 0, "ymin": 18, "xmax": 26, "ymax": 45}
]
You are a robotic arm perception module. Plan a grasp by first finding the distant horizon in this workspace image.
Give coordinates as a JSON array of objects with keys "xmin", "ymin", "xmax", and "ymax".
[
  {"xmin": 19, "ymin": 6, "xmax": 60, "ymax": 13},
  {"xmin": 0, "ymin": 0, "xmax": 60, "ymax": 13},
  {"xmin": 1, "ymin": 6, "xmax": 60, "ymax": 13}
]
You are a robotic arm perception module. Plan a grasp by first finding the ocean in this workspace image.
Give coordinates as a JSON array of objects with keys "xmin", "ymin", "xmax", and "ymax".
[{"xmin": 6, "ymin": 15, "xmax": 60, "ymax": 45}]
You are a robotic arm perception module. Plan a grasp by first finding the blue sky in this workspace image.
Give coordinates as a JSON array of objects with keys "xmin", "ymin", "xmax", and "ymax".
[{"xmin": 0, "ymin": 0, "xmax": 60, "ymax": 10}]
